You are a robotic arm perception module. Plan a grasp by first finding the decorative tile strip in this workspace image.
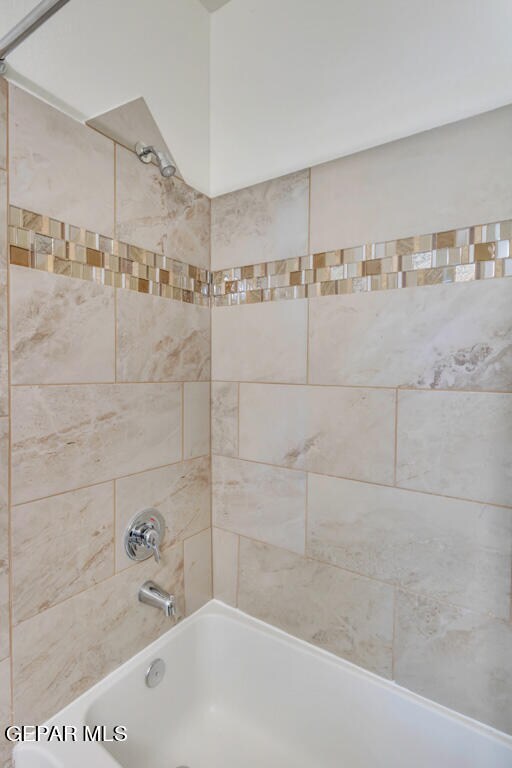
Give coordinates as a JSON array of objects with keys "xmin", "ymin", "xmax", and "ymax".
[
  {"xmin": 212, "ymin": 220, "xmax": 512, "ymax": 306},
  {"xmin": 8, "ymin": 206, "xmax": 211, "ymax": 306}
]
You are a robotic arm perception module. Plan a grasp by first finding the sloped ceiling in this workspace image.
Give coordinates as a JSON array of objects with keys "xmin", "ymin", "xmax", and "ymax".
[{"xmin": 2, "ymin": 0, "xmax": 512, "ymax": 197}]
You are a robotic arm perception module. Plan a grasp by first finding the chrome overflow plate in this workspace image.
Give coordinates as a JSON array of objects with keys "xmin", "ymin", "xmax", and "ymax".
[
  {"xmin": 125, "ymin": 508, "xmax": 165, "ymax": 563},
  {"xmin": 145, "ymin": 658, "xmax": 165, "ymax": 689}
]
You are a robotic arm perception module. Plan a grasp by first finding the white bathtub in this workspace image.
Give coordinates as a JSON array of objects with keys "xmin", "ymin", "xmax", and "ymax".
[{"xmin": 14, "ymin": 601, "xmax": 512, "ymax": 768}]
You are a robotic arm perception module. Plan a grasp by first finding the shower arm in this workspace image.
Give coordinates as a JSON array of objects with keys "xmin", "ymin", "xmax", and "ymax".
[{"xmin": 0, "ymin": 0, "xmax": 72, "ymax": 75}]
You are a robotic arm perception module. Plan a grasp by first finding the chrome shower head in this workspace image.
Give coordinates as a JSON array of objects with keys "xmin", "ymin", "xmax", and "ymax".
[{"xmin": 135, "ymin": 142, "xmax": 176, "ymax": 178}]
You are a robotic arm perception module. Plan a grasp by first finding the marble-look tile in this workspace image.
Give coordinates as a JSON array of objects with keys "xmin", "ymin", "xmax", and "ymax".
[
  {"xmin": 184, "ymin": 528, "xmax": 212, "ymax": 615},
  {"xmin": 0, "ymin": 78, "xmax": 6, "ymax": 170},
  {"xmin": 309, "ymin": 280, "xmax": 512, "ymax": 390},
  {"xmin": 211, "ymin": 382, "xmax": 238, "ymax": 457},
  {"xmin": 213, "ymin": 456, "xmax": 306, "ymax": 554},
  {"xmin": 115, "ymin": 145, "xmax": 210, "ymax": 269},
  {"xmin": 115, "ymin": 457, "xmax": 210, "ymax": 572},
  {"xmin": 9, "ymin": 86, "xmax": 114, "ymax": 236},
  {"xmin": 307, "ymin": 474, "xmax": 512, "ymax": 618},
  {"xmin": 238, "ymin": 538, "xmax": 394, "ymax": 676},
  {"xmin": 116, "ymin": 289, "xmax": 210, "ymax": 382},
  {"xmin": 0, "ymin": 171, "xmax": 7, "ymax": 417},
  {"xmin": 12, "ymin": 483, "xmax": 115, "ymax": 624},
  {"xmin": 12, "ymin": 544, "xmax": 184, "ymax": 724},
  {"xmin": 396, "ymin": 390, "xmax": 512, "ymax": 506},
  {"xmin": 12, "ymin": 383, "xmax": 182, "ymax": 504},
  {"xmin": 0, "ymin": 658, "xmax": 11, "ymax": 768},
  {"xmin": 239, "ymin": 384, "xmax": 395, "ymax": 485},
  {"xmin": 0, "ymin": 419, "xmax": 8, "ymax": 662},
  {"xmin": 0, "ymin": 170, "xmax": 6, "ymax": 269},
  {"xmin": 212, "ymin": 300, "xmax": 308, "ymax": 383},
  {"xmin": 211, "ymin": 170, "xmax": 309, "ymax": 270},
  {"xmin": 212, "ymin": 528, "xmax": 238, "ymax": 607},
  {"xmin": 394, "ymin": 591, "xmax": 512, "ymax": 734},
  {"xmin": 184, "ymin": 382, "xmax": 210, "ymax": 459},
  {"xmin": 10, "ymin": 267, "xmax": 115, "ymax": 385}
]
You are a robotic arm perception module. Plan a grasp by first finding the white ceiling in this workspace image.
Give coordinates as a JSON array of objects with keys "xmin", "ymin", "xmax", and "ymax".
[
  {"xmin": 2, "ymin": 0, "xmax": 512, "ymax": 197},
  {"xmin": 199, "ymin": 0, "xmax": 232, "ymax": 11}
]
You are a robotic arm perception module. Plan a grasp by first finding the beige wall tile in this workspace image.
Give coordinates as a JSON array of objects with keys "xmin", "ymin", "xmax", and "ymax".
[
  {"xmin": 307, "ymin": 474, "xmax": 512, "ymax": 618},
  {"xmin": 0, "ymin": 419, "xmax": 8, "ymax": 662},
  {"xmin": 10, "ymin": 267, "xmax": 115, "ymax": 385},
  {"xmin": 12, "ymin": 543, "xmax": 184, "ymax": 724},
  {"xmin": 397, "ymin": 390, "xmax": 512, "ymax": 506},
  {"xmin": 211, "ymin": 382, "xmax": 238, "ymax": 457},
  {"xmin": 212, "ymin": 300, "xmax": 308, "ymax": 383},
  {"xmin": 115, "ymin": 145, "xmax": 210, "ymax": 269},
  {"xmin": 184, "ymin": 528, "xmax": 212, "ymax": 615},
  {"xmin": 238, "ymin": 538, "xmax": 394, "ymax": 676},
  {"xmin": 309, "ymin": 280, "xmax": 512, "ymax": 390},
  {"xmin": 0, "ymin": 171, "xmax": 6, "ymax": 270},
  {"xmin": 0, "ymin": 171, "xmax": 7, "ymax": 417},
  {"xmin": 115, "ymin": 457, "xmax": 210, "ymax": 572},
  {"xmin": 394, "ymin": 591, "xmax": 512, "ymax": 734},
  {"xmin": 211, "ymin": 170, "xmax": 309, "ymax": 270},
  {"xmin": 184, "ymin": 382, "xmax": 210, "ymax": 460},
  {"xmin": 0, "ymin": 79, "xmax": 6, "ymax": 171},
  {"xmin": 212, "ymin": 527, "xmax": 238, "ymax": 606},
  {"xmin": 9, "ymin": 86, "xmax": 114, "ymax": 236},
  {"xmin": 12, "ymin": 483, "xmax": 115, "ymax": 624},
  {"xmin": 12, "ymin": 383, "xmax": 182, "ymax": 504},
  {"xmin": 0, "ymin": 658, "xmax": 11, "ymax": 768},
  {"xmin": 310, "ymin": 105, "xmax": 512, "ymax": 253},
  {"xmin": 213, "ymin": 456, "xmax": 306, "ymax": 554},
  {"xmin": 116, "ymin": 289, "xmax": 210, "ymax": 382},
  {"xmin": 239, "ymin": 384, "xmax": 395, "ymax": 485}
]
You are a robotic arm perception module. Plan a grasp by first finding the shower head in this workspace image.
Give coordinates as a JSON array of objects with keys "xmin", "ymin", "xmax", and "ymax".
[{"xmin": 135, "ymin": 142, "xmax": 176, "ymax": 178}]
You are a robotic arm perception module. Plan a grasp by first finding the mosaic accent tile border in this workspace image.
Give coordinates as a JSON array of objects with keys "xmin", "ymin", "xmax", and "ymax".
[
  {"xmin": 9, "ymin": 207, "xmax": 512, "ymax": 307},
  {"xmin": 212, "ymin": 221, "xmax": 512, "ymax": 306},
  {"xmin": 9, "ymin": 206, "xmax": 211, "ymax": 306}
]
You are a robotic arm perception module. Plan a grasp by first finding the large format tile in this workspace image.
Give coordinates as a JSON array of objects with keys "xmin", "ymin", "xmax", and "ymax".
[
  {"xmin": 0, "ymin": 78, "xmax": 6, "ymax": 170},
  {"xmin": 12, "ymin": 544, "xmax": 184, "ymax": 724},
  {"xmin": 211, "ymin": 382, "xmax": 238, "ymax": 457},
  {"xmin": 0, "ymin": 658, "xmax": 11, "ymax": 768},
  {"xmin": 116, "ymin": 289, "xmax": 210, "ymax": 382},
  {"xmin": 0, "ymin": 419, "xmax": 8, "ymax": 662},
  {"xmin": 184, "ymin": 382, "xmax": 210, "ymax": 460},
  {"xmin": 213, "ymin": 456, "xmax": 306, "ymax": 554},
  {"xmin": 310, "ymin": 105, "xmax": 512, "ymax": 253},
  {"xmin": 10, "ymin": 267, "xmax": 115, "ymax": 384},
  {"xmin": 394, "ymin": 591, "xmax": 512, "ymax": 734},
  {"xmin": 307, "ymin": 474, "xmax": 512, "ymax": 618},
  {"xmin": 9, "ymin": 86, "xmax": 114, "ymax": 235},
  {"xmin": 309, "ymin": 279, "xmax": 512, "ymax": 390},
  {"xmin": 12, "ymin": 483, "xmax": 115, "ymax": 624},
  {"xmin": 115, "ymin": 457, "xmax": 210, "ymax": 572},
  {"xmin": 116, "ymin": 145, "xmax": 210, "ymax": 269},
  {"xmin": 212, "ymin": 527, "xmax": 238, "ymax": 606},
  {"xmin": 12, "ymin": 383, "xmax": 182, "ymax": 504},
  {"xmin": 396, "ymin": 390, "xmax": 512, "ymax": 506},
  {"xmin": 211, "ymin": 170, "xmax": 309, "ymax": 270},
  {"xmin": 0, "ymin": 171, "xmax": 7, "ymax": 416},
  {"xmin": 239, "ymin": 384, "xmax": 395, "ymax": 485},
  {"xmin": 238, "ymin": 538, "xmax": 394, "ymax": 676},
  {"xmin": 212, "ymin": 300, "xmax": 308, "ymax": 383},
  {"xmin": 184, "ymin": 528, "xmax": 212, "ymax": 615}
]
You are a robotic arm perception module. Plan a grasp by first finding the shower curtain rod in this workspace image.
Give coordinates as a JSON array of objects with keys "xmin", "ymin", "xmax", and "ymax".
[{"xmin": 0, "ymin": 0, "xmax": 72, "ymax": 74}]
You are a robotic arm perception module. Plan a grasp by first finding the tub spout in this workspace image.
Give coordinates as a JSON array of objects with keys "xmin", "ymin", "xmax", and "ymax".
[{"xmin": 139, "ymin": 580, "xmax": 176, "ymax": 618}]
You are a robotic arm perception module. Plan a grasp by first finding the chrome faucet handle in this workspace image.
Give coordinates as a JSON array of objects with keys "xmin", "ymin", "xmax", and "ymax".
[
  {"xmin": 143, "ymin": 527, "xmax": 160, "ymax": 563},
  {"xmin": 125, "ymin": 509, "xmax": 165, "ymax": 563}
]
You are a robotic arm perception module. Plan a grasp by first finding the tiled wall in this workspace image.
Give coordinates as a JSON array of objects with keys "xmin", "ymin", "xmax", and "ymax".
[
  {"xmin": 0, "ymin": 82, "xmax": 212, "ymax": 767},
  {"xmin": 210, "ymin": 118, "xmax": 512, "ymax": 735}
]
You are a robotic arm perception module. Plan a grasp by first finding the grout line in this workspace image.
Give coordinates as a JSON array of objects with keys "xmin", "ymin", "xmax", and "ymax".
[
  {"xmin": 207, "ymin": 379, "xmax": 512, "ymax": 395},
  {"xmin": 11, "ymin": 454, "xmax": 211, "ymax": 509},
  {"xmin": 232, "ymin": 533, "xmax": 510, "ymax": 625},
  {"xmin": 210, "ymin": 452, "xmax": 512, "ymax": 510}
]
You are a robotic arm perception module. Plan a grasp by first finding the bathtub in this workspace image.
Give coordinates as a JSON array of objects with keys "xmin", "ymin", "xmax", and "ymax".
[{"xmin": 14, "ymin": 600, "xmax": 512, "ymax": 768}]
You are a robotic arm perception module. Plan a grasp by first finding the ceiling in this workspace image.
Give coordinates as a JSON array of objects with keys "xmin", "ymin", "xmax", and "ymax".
[
  {"xmin": 2, "ymin": 0, "xmax": 512, "ymax": 197},
  {"xmin": 199, "ymin": 0, "xmax": 232, "ymax": 11}
]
